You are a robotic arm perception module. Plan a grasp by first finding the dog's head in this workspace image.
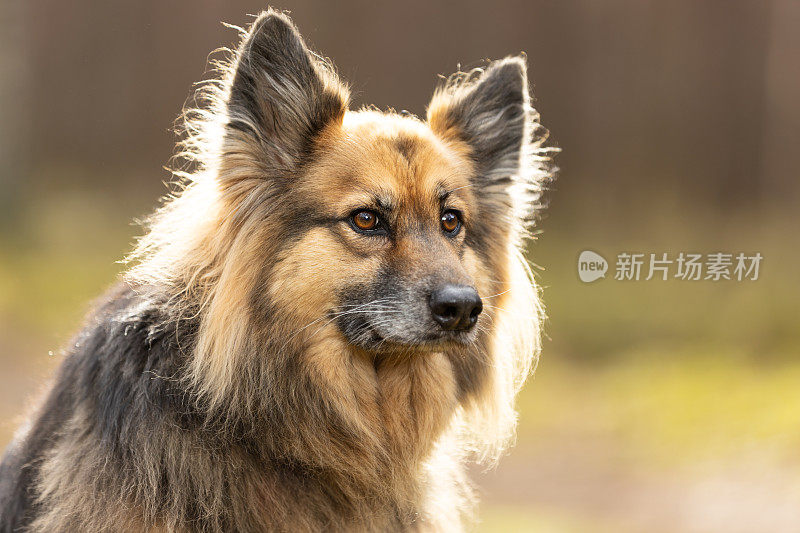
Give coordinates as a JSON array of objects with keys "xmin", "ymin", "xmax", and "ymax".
[
  {"xmin": 130, "ymin": 10, "xmax": 551, "ymax": 459},
  {"xmin": 216, "ymin": 12, "xmax": 545, "ymax": 353}
]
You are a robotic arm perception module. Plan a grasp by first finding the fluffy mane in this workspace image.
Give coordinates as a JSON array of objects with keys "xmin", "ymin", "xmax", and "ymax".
[{"xmin": 115, "ymin": 8, "xmax": 555, "ymax": 528}]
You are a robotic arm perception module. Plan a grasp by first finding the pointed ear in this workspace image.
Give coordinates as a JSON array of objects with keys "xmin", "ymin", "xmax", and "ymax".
[
  {"xmin": 225, "ymin": 10, "xmax": 349, "ymax": 172},
  {"xmin": 427, "ymin": 57, "xmax": 532, "ymax": 191}
]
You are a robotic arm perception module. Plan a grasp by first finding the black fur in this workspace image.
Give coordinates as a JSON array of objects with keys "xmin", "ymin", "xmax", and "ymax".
[
  {"xmin": 436, "ymin": 59, "xmax": 527, "ymax": 181},
  {"xmin": 0, "ymin": 285, "xmax": 199, "ymax": 531},
  {"xmin": 226, "ymin": 12, "xmax": 347, "ymax": 174}
]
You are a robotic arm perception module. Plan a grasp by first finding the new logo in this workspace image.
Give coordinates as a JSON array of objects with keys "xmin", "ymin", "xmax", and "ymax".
[{"xmin": 578, "ymin": 250, "xmax": 608, "ymax": 283}]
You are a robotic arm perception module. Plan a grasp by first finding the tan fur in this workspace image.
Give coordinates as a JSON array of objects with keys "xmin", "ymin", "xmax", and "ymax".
[{"xmin": 15, "ymin": 9, "xmax": 554, "ymax": 532}]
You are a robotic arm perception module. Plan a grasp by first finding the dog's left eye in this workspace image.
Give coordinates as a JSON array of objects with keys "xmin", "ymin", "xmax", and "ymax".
[
  {"xmin": 349, "ymin": 209, "xmax": 387, "ymax": 235},
  {"xmin": 440, "ymin": 210, "xmax": 462, "ymax": 235}
]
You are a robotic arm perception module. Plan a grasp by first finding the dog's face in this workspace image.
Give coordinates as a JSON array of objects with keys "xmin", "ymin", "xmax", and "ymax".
[
  {"xmin": 290, "ymin": 114, "xmax": 488, "ymax": 352},
  {"xmin": 215, "ymin": 12, "xmax": 539, "ymax": 361}
]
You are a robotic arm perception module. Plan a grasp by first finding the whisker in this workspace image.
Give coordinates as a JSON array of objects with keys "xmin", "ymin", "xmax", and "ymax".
[
  {"xmin": 482, "ymin": 303, "xmax": 540, "ymax": 321},
  {"xmin": 297, "ymin": 301, "xmax": 407, "ymax": 348},
  {"xmin": 480, "ymin": 288, "xmax": 512, "ymax": 300},
  {"xmin": 276, "ymin": 298, "xmax": 401, "ymax": 353}
]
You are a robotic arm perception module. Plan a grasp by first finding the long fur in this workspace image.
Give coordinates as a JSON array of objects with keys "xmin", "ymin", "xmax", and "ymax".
[{"xmin": 0, "ymin": 9, "xmax": 554, "ymax": 532}]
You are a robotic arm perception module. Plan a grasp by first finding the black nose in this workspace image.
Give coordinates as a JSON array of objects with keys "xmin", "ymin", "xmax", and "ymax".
[{"xmin": 429, "ymin": 285, "xmax": 483, "ymax": 331}]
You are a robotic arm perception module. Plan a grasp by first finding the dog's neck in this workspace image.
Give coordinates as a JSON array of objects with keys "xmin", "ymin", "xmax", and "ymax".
[{"xmin": 223, "ymin": 347, "xmax": 465, "ymax": 529}]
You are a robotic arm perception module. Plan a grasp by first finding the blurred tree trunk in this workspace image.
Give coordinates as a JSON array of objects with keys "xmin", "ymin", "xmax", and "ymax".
[
  {"xmin": 759, "ymin": 0, "xmax": 800, "ymax": 209},
  {"xmin": 0, "ymin": 0, "xmax": 31, "ymax": 222}
]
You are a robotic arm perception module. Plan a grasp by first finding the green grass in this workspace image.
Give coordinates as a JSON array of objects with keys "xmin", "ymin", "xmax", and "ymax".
[
  {"xmin": 519, "ymin": 350, "xmax": 800, "ymax": 468},
  {"xmin": 0, "ymin": 189, "xmax": 140, "ymax": 338},
  {"xmin": 475, "ymin": 504, "xmax": 617, "ymax": 533}
]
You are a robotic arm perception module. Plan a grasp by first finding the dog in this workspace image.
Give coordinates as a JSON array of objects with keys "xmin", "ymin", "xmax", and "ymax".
[{"xmin": 0, "ymin": 8, "xmax": 553, "ymax": 532}]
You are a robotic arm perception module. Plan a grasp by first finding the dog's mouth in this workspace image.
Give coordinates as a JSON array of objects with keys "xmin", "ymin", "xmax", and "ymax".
[{"xmin": 335, "ymin": 313, "xmax": 477, "ymax": 354}]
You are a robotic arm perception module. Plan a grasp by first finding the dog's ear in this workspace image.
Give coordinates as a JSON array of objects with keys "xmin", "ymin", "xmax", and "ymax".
[
  {"xmin": 427, "ymin": 57, "xmax": 532, "ymax": 194},
  {"xmin": 225, "ymin": 10, "xmax": 348, "ymax": 172}
]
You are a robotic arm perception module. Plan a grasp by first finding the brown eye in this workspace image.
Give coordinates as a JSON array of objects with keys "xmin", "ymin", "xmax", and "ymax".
[
  {"xmin": 440, "ymin": 210, "xmax": 461, "ymax": 235},
  {"xmin": 352, "ymin": 210, "xmax": 379, "ymax": 231}
]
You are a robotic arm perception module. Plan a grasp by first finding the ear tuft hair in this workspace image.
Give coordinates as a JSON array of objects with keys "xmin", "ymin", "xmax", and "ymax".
[
  {"xmin": 427, "ymin": 56, "xmax": 554, "ymax": 224},
  {"xmin": 428, "ymin": 57, "xmax": 526, "ymax": 172},
  {"xmin": 225, "ymin": 10, "xmax": 349, "ymax": 173}
]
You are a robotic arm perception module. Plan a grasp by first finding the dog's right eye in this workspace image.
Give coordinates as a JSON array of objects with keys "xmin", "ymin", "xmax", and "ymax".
[{"xmin": 349, "ymin": 210, "xmax": 385, "ymax": 235}]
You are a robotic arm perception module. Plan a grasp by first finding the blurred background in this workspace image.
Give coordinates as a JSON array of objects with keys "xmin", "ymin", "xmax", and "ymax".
[{"xmin": 1, "ymin": 1, "xmax": 799, "ymax": 531}]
